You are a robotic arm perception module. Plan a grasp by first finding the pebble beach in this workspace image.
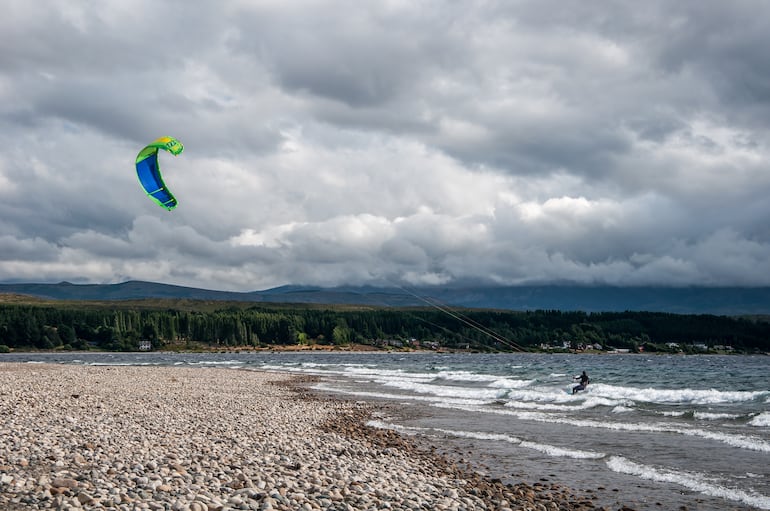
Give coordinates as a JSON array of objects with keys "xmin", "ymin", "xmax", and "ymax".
[{"xmin": 0, "ymin": 363, "xmax": 624, "ymax": 511}]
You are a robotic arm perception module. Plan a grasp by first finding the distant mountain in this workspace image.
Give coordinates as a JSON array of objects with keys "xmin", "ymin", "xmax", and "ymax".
[
  {"xmin": 0, "ymin": 281, "xmax": 250, "ymax": 302},
  {"xmin": 3, "ymin": 280, "xmax": 770, "ymax": 314}
]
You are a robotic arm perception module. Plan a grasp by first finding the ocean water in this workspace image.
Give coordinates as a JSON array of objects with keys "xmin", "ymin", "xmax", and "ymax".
[{"xmin": 3, "ymin": 351, "xmax": 768, "ymax": 510}]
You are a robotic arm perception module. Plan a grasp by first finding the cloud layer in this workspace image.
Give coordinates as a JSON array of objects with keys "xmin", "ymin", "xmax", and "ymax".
[{"xmin": 2, "ymin": 0, "xmax": 770, "ymax": 290}]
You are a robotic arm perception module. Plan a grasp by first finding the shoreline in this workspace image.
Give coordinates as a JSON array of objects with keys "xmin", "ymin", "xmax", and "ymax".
[
  {"xmin": 2, "ymin": 344, "xmax": 758, "ymax": 356},
  {"xmin": 286, "ymin": 376, "xmax": 619, "ymax": 511},
  {"xmin": 0, "ymin": 363, "xmax": 626, "ymax": 510}
]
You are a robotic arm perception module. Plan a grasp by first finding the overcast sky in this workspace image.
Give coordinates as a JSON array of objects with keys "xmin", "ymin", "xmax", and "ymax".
[{"xmin": 2, "ymin": 1, "xmax": 770, "ymax": 291}]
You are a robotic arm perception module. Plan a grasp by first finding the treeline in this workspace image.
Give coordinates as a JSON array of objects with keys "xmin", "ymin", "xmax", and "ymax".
[{"xmin": 0, "ymin": 302, "xmax": 769, "ymax": 352}]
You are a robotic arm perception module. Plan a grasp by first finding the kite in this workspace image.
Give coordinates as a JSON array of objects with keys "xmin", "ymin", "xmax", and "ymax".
[{"xmin": 135, "ymin": 136, "xmax": 184, "ymax": 210}]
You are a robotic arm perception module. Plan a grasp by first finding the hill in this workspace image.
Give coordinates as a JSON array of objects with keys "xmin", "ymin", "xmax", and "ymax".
[{"xmin": 3, "ymin": 281, "xmax": 770, "ymax": 314}]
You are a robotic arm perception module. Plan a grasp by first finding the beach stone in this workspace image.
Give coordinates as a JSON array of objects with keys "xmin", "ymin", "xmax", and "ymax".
[
  {"xmin": 76, "ymin": 491, "xmax": 94, "ymax": 505},
  {"xmin": 0, "ymin": 363, "xmax": 625, "ymax": 511},
  {"xmin": 52, "ymin": 478, "xmax": 79, "ymax": 489}
]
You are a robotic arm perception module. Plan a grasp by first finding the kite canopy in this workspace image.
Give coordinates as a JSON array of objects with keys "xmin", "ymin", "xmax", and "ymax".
[{"xmin": 135, "ymin": 136, "xmax": 184, "ymax": 210}]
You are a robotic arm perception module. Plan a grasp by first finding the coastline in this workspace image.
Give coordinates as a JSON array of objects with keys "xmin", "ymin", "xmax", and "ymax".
[
  {"xmin": 0, "ymin": 363, "xmax": 623, "ymax": 510},
  {"xmin": 3, "ymin": 344, "xmax": 758, "ymax": 356}
]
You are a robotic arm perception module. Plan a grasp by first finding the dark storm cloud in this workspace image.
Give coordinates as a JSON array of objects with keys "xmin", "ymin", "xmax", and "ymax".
[
  {"xmin": 1, "ymin": 0, "xmax": 770, "ymax": 290},
  {"xmin": 229, "ymin": 2, "xmax": 463, "ymax": 108}
]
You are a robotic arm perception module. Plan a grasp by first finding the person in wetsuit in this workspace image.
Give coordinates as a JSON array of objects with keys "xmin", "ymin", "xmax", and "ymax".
[{"xmin": 573, "ymin": 371, "xmax": 590, "ymax": 394}]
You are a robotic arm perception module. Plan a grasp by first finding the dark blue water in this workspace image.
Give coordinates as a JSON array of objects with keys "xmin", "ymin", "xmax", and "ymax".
[{"xmin": 3, "ymin": 352, "xmax": 769, "ymax": 510}]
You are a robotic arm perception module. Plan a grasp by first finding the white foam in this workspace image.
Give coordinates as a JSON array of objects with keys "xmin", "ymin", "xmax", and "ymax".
[
  {"xmin": 693, "ymin": 412, "xmax": 741, "ymax": 421},
  {"xmin": 376, "ymin": 378, "xmax": 501, "ymax": 401},
  {"xmin": 504, "ymin": 395, "xmax": 627, "ymax": 412},
  {"xmin": 366, "ymin": 420, "xmax": 604, "ymax": 459},
  {"xmin": 432, "ymin": 402, "xmax": 770, "ymax": 453},
  {"xmin": 503, "ymin": 401, "xmax": 577, "ymax": 412},
  {"xmin": 589, "ymin": 383, "xmax": 768, "ymax": 405},
  {"xmin": 88, "ymin": 362, "xmax": 140, "ymax": 366},
  {"xmin": 658, "ymin": 410, "xmax": 687, "ymax": 417},
  {"xmin": 311, "ymin": 383, "xmax": 489, "ymax": 407},
  {"xmin": 517, "ymin": 439, "xmax": 605, "ymax": 459},
  {"xmin": 611, "ymin": 405, "xmax": 634, "ymax": 414},
  {"xmin": 435, "ymin": 370, "xmax": 503, "ymax": 382},
  {"xmin": 366, "ymin": 420, "xmax": 422, "ymax": 436},
  {"xmin": 679, "ymin": 427, "xmax": 770, "ymax": 452},
  {"xmin": 345, "ymin": 366, "xmax": 434, "ymax": 380},
  {"xmin": 501, "ymin": 387, "xmax": 584, "ymax": 404},
  {"xmin": 488, "ymin": 378, "xmax": 535, "ymax": 389},
  {"xmin": 749, "ymin": 412, "xmax": 770, "ymax": 427},
  {"xmin": 188, "ymin": 359, "xmax": 242, "ymax": 366},
  {"xmin": 259, "ymin": 364, "xmax": 766, "ymax": 412},
  {"xmin": 259, "ymin": 363, "xmax": 352, "ymax": 377},
  {"xmin": 607, "ymin": 456, "xmax": 770, "ymax": 510}
]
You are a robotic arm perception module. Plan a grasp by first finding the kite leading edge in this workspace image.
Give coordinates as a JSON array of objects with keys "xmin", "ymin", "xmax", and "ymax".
[{"xmin": 135, "ymin": 136, "xmax": 184, "ymax": 210}]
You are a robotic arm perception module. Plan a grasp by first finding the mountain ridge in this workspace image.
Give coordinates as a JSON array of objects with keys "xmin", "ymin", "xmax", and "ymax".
[{"xmin": 3, "ymin": 280, "xmax": 770, "ymax": 314}]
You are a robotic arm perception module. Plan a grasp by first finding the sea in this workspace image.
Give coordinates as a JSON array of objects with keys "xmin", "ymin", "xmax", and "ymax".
[{"xmin": 2, "ymin": 351, "xmax": 768, "ymax": 510}]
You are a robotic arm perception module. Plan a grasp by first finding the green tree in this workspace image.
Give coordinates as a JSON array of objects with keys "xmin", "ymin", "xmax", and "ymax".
[
  {"xmin": 332, "ymin": 319, "xmax": 351, "ymax": 345},
  {"xmin": 141, "ymin": 324, "xmax": 159, "ymax": 343},
  {"xmin": 58, "ymin": 324, "xmax": 77, "ymax": 346}
]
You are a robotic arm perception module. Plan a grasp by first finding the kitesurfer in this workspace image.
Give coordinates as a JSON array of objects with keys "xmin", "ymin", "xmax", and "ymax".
[{"xmin": 572, "ymin": 371, "xmax": 589, "ymax": 394}]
